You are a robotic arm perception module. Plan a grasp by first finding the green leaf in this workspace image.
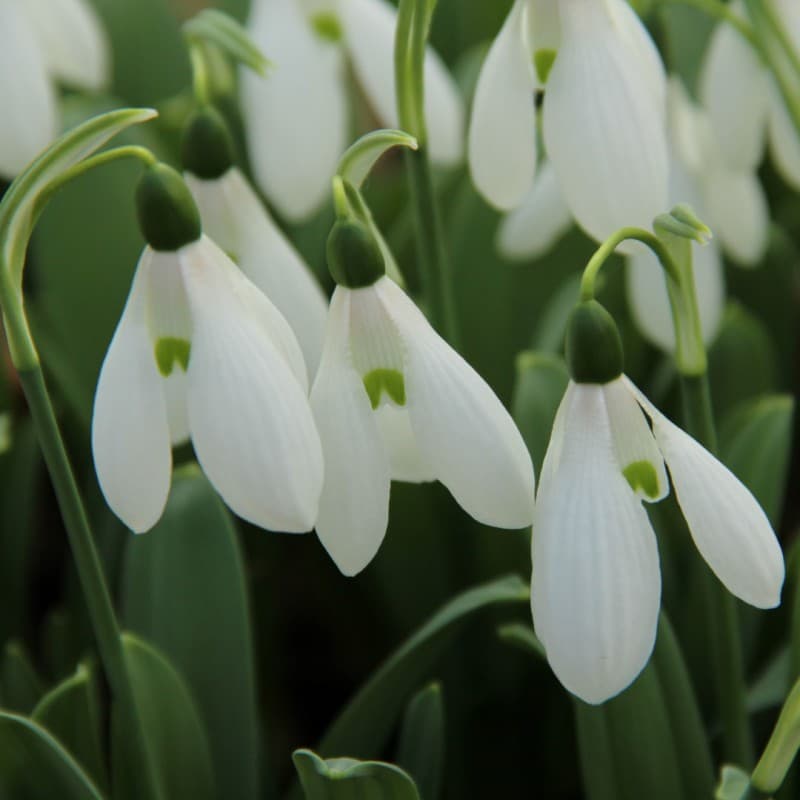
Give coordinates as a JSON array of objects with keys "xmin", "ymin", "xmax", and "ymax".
[
  {"xmin": 338, "ymin": 129, "xmax": 419, "ymax": 188},
  {"xmin": 122, "ymin": 468, "xmax": 261, "ymax": 800},
  {"xmin": 748, "ymin": 647, "xmax": 790, "ymax": 714},
  {"xmin": 184, "ymin": 9, "xmax": 270, "ymax": 74},
  {"xmin": 396, "ymin": 683, "xmax": 445, "ymax": 800},
  {"xmin": 0, "ymin": 711, "xmax": 105, "ymax": 799},
  {"xmin": 511, "ymin": 352, "xmax": 569, "ymax": 475},
  {"xmin": 496, "ymin": 622, "xmax": 546, "ymax": 661},
  {"xmin": 0, "ymin": 640, "xmax": 45, "ymax": 714},
  {"xmin": 293, "ymin": 750, "xmax": 421, "ymax": 800},
  {"xmin": 720, "ymin": 394, "xmax": 794, "ymax": 525},
  {"xmin": 715, "ymin": 765, "xmax": 751, "ymax": 800},
  {"xmin": 32, "ymin": 662, "xmax": 107, "ymax": 791},
  {"xmin": 113, "ymin": 633, "xmax": 215, "ymax": 800}
]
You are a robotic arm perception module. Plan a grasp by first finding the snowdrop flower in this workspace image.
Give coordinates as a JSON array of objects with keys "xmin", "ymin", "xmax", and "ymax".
[
  {"xmin": 241, "ymin": 0, "xmax": 464, "ymax": 222},
  {"xmin": 182, "ymin": 107, "xmax": 328, "ymax": 374},
  {"xmin": 92, "ymin": 163, "xmax": 323, "ymax": 534},
  {"xmin": 531, "ymin": 301, "xmax": 784, "ymax": 704},
  {"xmin": 469, "ymin": 0, "xmax": 669, "ymax": 245},
  {"xmin": 702, "ymin": 1, "xmax": 800, "ymax": 190},
  {"xmin": 0, "ymin": 0, "xmax": 109, "ymax": 178},
  {"xmin": 312, "ymin": 220, "xmax": 535, "ymax": 575}
]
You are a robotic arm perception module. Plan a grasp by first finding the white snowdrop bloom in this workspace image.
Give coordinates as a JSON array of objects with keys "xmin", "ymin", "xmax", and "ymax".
[
  {"xmin": 0, "ymin": 0, "xmax": 110, "ymax": 178},
  {"xmin": 182, "ymin": 108, "xmax": 328, "ymax": 375},
  {"xmin": 241, "ymin": 0, "xmax": 464, "ymax": 222},
  {"xmin": 92, "ymin": 164, "xmax": 323, "ymax": 535},
  {"xmin": 312, "ymin": 221, "xmax": 535, "ymax": 575},
  {"xmin": 531, "ymin": 302, "xmax": 784, "ymax": 704},
  {"xmin": 701, "ymin": 1, "xmax": 800, "ymax": 190},
  {"xmin": 469, "ymin": 0, "xmax": 669, "ymax": 245}
]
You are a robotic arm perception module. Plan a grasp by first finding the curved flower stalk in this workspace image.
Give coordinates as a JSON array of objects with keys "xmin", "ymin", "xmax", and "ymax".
[
  {"xmin": 469, "ymin": 0, "xmax": 669, "ymax": 245},
  {"xmin": 531, "ymin": 301, "xmax": 785, "ymax": 704},
  {"xmin": 182, "ymin": 107, "xmax": 328, "ymax": 375},
  {"xmin": 92, "ymin": 163, "xmax": 324, "ymax": 535},
  {"xmin": 311, "ymin": 219, "xmax": 535, "ymax": 575},
  {"xmin": 241, "ymin": 0, "xmax": 464, "ymax": 222},
  {"xmin": 0, "ymin": 0, "xmax": 110, "ymax": 178}
]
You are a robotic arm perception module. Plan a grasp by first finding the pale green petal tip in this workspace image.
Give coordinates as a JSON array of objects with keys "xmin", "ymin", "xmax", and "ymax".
[
  {"xmin": 363, "ymin": 369, "xmax": 406, "ymax": 410},
  {"xmin": 623, "ymin": 460, "xmax": 660, "ymax": 500},
  {"xmin": 311, "ymin": 11, "xmax": 343, "ymax": 42},
  {"xmin": 155, "ymin": 337, "xmax": 191, "ymax": 377},
  {"xmin": 534, "ymin": 49, "xmax": 556, "ymax": 84}
]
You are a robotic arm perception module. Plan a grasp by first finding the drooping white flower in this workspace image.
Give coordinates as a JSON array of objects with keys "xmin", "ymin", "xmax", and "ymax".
[
  {"xmin": 0, "ymin": 0, "xmax": 109, "ymax": 178},
  {"xmin": 531, "ymin": 302, "xmax": 784, "ymax": 704},
  {"xmin": 241, "ymin": 0, "xmax": 464, "ymax": 222},
  {"xmin": 92, "ymin": 164, "xmax": 323, "ymax": 535},
  {"xmin": 311, "ymin": 221, "xmax": 535, "ymax": 575},
  {"xmin": 469, "ymin": 0, "xmax": 669, "ymax": 245}
]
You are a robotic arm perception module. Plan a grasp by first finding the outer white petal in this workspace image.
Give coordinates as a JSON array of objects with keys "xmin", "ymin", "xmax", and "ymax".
[
  {"xmin": 768, "ymin": 81, "xmax": 800, "ymax": 191},
  {"xmin": 531, "ymin": 383, "xmax": 661, "ymax": 704},
  {"xmin": 496, "ymin": 161, "xmax": 573, "ymax": 260},
  {"xmin": 242, "ymin": 0, "xmax": 347, "ymax": 222},
  {"xmin": 311, "ymin": 288, "xmax": 391, "ymax": 575},
  {"xmin": 0, "ymin": 0, "xmax": 57, "ymax": 178},
  {"xmin": 467, "ymin": 0, "xmax": 536, "ymax": 210},
  {"xmin": 185, "ymin": 169, "xmax": 327, "ymax": 376},
  {"xmin": 181, "ymin": 239, "xmax": 323, "ymax": 533},
  {"xmin": 628, "ymin": 378, "xmax": 785, "ymax": 609},
  {"xmin": 20, "ymin": 0, "xmax": 109, "ymax": 90},
  {"xmin": 699, "ymin": 10, "xmax": 769, "ymax": 170},
  {"xmin": 92, "ymin": 249, "xmax": 172, "ymax": 533},
  {"xmin": 543, "ymin": 0, "xmax": 669, "ymax": 244},
  {"xmin": 374, "ymin": 405, "xmax": 435, "ymax": 483},
  {"xmin": 376, "ymin": 278, "xmax": 535, "ymax": 528}
]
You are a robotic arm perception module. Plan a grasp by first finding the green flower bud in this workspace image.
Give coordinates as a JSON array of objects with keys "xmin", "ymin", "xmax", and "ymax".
[
  {"xmin": 136, "ymin": 163, "xmax": 202, "ymax": 251},
  {"xmin": 565, "ymin": 301, "xmax": 624, "ymax": 384},
  {"xmin": 181, "ymin": 106, "xmax": 236, "ymax": 180},
  {"xmin": 326, "ymin": 220, "xmax": 385, "ymax": 288}
]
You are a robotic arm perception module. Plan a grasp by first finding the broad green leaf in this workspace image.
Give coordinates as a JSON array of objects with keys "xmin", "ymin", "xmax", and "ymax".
[
  {"xmin": 715, "ymin": 765, "xmax": 751, "ymax": 800},
  {"xmin": 113, "ymin": 633, "xmax": 215, "ymax": 800},
  {"xmin": 32, "ymin": 662, "xmax": 107, "ymax": 790},
  {"xmin": 720, "ymin": 394, "xmax": 794, "ymax": 525},
  {"xmin": 338, "ymin": 130, "xmax": 418, "ymax": 188},
  {"xmin": 122, "ymin": 468, "xmax": 261, "ymax": 800},
  {"xmin": 184, "ymin": 9, "xmax": 269, "ymax": 75},
  {"xmin": 396, "ymin": 683, "xmax": 445, "ymax": 799},
  {"xmin": 0, "ymin": 640, "xmax": 44, "ymax": 714},
  {"xmin": 511, "ymin": 352, "xmax": 568, "ymax": 475},
  {"xmin": 293, "ymin": 750, "xmax": 421, "ymax": 800},
  {"xmin": 0, "ymin": 711, "xmax": 104, "ymax": 799}
]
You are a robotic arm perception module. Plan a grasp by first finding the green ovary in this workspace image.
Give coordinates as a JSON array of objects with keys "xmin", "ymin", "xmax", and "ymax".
[
  {"xmin": 363, "ymin": 369, "xmax": 406, "ymax": 410},
  {"xmin": 310, "ymin": 11, "xmax": 342, "ymax": 42},
  {"xmin": 155, "ymin": 337, "xmax": 191, "ymax": 377},
  {"xmin": 623, "ymin": 460, "xmax": 660, "ymax": 500},
  {"xmin": 534, "ymin": 49, "xmax": 556, "ymax": 84}
]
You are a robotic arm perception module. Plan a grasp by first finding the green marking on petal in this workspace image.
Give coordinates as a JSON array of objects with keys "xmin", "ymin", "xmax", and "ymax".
[
  {"xmin": 534, "ymin": 48, "xmax": 556, "ymax": 84},
  {"xmin": 155, "ymin": 337, "xmax": 191, "ymax": 377},
  {"xmin": 623, "ymin": 460, "xmax": 660, "ymax": 500},
  {"xmin": 363, "ymin": 369, "xmax": 406, "ymax": 410},
  {"xmin": 310, "ymin": 11, "xmax": 342, "ymax": 42}
]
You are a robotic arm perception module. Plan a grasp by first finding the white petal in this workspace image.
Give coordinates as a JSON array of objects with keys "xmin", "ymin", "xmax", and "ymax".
[
  {"xmin": 311, "ymin": 288, "xmax": 391, "ymax": 575},
  {"xmin": 699, "ymin": 9, "xmax": 769, "ymax": 170},
  {"xmin": 241, "ymin": 0, "xmax": 347, "ymax": 222},
  {"xmin": 420, "ymin": 36, "xmax": 465, "ymax": 166},
  {"xmin": 467, "ymin": 0, "xmax": 536, "ymax": 211},
  {"xmin": 163, "ymin": 369, "xmax": 190, "ymax": 447},
  {"xmin": 91, "ymin": 249, "xmax": 172, "ymax": 533},
  {"xmin": 768, "ymin": 81, "xmax": 800, "ymax": 191},
  {"xmin": 374, "ymin": 405, "xmax": 435, "ymax": 483},
  {"xmin": 543, "ymin": 0, "xmax": 669, "ymax": 244},
  {"xmin": 603, "ymin": 377, "xmax": 668, "ymax": 502},
  {"xmin": 185, "ymin": 169, "xmax": 328, "ymax": 376},
  {"xmin": 376, "ymin": 278, "xmax": 535, "ymax": 528},
  {"xmin": 496, "ymin": 160, "xmax": 573, "ymax": 260},
  {"xmin": 20, "ymin": 0, "xmax": 109, "ymax": 90},
  {"xmin": 0, "ymin": 1, "xmax": 57, "ymax": 177},
  {"xmin": 531, "ymin": 383, "xmax": 661, "ymax": 704},
  {"xmin": 629, "ymin": 378, "xmax": 785, "ymax": 609},
  {"xmin": 181, "ymin": 239, "xmax": 323, "ymax": 533}
]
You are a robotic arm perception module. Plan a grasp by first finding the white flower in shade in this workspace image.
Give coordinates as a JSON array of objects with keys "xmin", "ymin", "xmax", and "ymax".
[
  {"xmin": 182, "ymin": 108, "xmax": 328, "ymax": 375},
  {"xmin": 311, "ymin": 221, "xmax": 535, "ymax": 575},
  {"xmin": 469, "ymin": 0, "xmax": 669, "ymax": 245},
  {"xmin": 92, "ymin": 164, "xmax": 323, "ymax": 535},
  {"xmin": 531, "ymin": 302, "xmax": 784, "ymax": 704},
  {"xmin": 701, "ymin": 1, "xmax": 800, "ymax": 190},
  {"xmin": 241, "ymin": 0, "xmax": 464, "ymax": 222},
  {"xmin": 0, "ymin": 0, "xmax": 109, "ymax": 178}
]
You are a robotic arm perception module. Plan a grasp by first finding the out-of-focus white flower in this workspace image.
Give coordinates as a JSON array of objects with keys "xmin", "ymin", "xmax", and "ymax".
[
  {"xmin": 241, "ymin": 0, "xmax": 464, "ymax": 222},
  {"xmin": 469, "ymin": 0, "xmax": 669, "ymax": 245},
  {"xmin": 0, "ymin": 0, "xmax": 110, "ymax": 178}
]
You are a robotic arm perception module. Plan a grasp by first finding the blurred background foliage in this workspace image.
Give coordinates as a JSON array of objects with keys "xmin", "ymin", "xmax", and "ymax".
[{"xmin": 0, "ymin": 0, "xmax": 797, "ymax": 798}]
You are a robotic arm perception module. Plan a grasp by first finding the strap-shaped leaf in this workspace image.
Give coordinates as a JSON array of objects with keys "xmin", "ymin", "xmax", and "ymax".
[
  {"xmin": 293, "ymin": 750, "xmax": 420, "ymax": 800},
  {"xmin": 337, "ymin": 130, "xmax": 418, "ymax": 189},
  {"xmin": 396, "ymin": 683, "xmax": 445, "ymax": 799},
  {"xmin": 0, "ymin": 640, "xmax": 44, "ymax": 713}
]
